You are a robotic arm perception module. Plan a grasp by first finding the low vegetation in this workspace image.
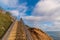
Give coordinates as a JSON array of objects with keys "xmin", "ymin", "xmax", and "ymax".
[{"xmin": 0, "ymin": 10, "xmax": 13, "ymax": 38}]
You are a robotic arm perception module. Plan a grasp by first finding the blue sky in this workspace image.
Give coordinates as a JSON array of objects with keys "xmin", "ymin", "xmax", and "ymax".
[
  {"xmin": 0, "ymin": 0, "xmax": 39, "ymax": 16},
  {"xmin": 0, "ymin": 0, "xmax": 60, "ymax": 31}
]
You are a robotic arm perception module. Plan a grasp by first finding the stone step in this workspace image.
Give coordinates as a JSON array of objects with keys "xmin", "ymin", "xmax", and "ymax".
[{"xmin": 7, "ymin": 21, "xmax": 18, "ymax": 40}]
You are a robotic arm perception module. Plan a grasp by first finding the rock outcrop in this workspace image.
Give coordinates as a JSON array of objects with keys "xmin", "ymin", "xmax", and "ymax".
[
  {"xmin": 28, "ymin": 28, "xmax": 53, "ymax": 40},
  {"xmin": 19, "ymin": 18, "xmax": 53, "ymax": 40}
]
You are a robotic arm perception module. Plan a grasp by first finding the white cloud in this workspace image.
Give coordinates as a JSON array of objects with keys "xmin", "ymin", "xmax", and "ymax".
[
  {"xmin": 8, "ymin": 0, "xmax": 18, "ymax": 8},
  {"xmin": 9, "ymin": 10, "xmax": 19, "ymax": 16},
  {"xmin": 32, "ymin": 0, "xmax": 60, "ymax": 16},
  {"xmin": 22, "ymin": 16, "xmax": 52, "ymax": 31},
  {"xmin": 0, "ymin": 0, "xmax": 18, "ymax": 8},
  {"xmin": 22, "ymin": 16, "xmax": 50, "ymax": 22},
  {"xmin": 22, "ymin": 16, "xmax": 42, "ymax": 21},
  {"xmin": 27, "ymin": 0, "xmax": 60, "ymax": 31},
  {"xmin": 7, "ymin": 3, "xmax": 28, "ymax": 19},
  {"xmin": 0, "ymin": 0, "xmax": 9, "ymax": 5},
  {"xmin": 17, "ymin": 3, "xmax": 28, "ymax": 17},
  {"xmin": 8, "ymin": 4, "xmax": 28, "ymax": 18},
  {"xmin": 1, "ymin": 0, "xmax": 60, "ymax": 31}
]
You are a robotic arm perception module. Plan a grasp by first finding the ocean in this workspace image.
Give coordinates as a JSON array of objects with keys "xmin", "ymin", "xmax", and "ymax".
[{"xmin": 46, "ymin": 31, "xmax": 60, "ymax": 40}]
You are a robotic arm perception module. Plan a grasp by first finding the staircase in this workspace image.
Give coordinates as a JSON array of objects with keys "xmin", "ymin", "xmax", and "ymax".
[
  {"xmin": 15, "ymin": 18, "xmax": 27, "ymax": 40},
  {"xmin": 7, "ymin": 21, "xmax": 18, "ymax": 40},
  {"xmin": 2, "ymin": 18, "xmax": 53, "ymax": 40}
]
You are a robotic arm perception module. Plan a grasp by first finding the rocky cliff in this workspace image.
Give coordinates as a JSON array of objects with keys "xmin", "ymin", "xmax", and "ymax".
[{"xmin": 19, "ymin": 18, "xmax": 53, "ymax": 40}]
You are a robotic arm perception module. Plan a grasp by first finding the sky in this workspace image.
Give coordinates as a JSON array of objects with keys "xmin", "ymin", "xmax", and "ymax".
[{"xmin": 0, "ymin": 0, "xmax": 60, "ymax": 31}]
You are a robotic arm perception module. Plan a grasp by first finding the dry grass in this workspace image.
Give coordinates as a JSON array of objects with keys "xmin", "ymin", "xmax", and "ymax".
[{"xmin": 0, "ymin": 12, "xmax": 12, "ymax": 38}]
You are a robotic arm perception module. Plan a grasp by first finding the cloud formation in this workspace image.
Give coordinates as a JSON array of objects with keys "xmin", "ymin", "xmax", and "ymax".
[
  {"xmin": 32, "ymin": 0, "xmax": 60, "ymax": 31},
  {"xmin": 9, "ymin": 10, "xmax": 19, "ymax": 16},
  {"xmin": 23, "ymin": 0, "xmax": 60, "ymax": 31},
  {"xmin": 1, "ymin": 0, "xmax": 60, "ymax": 31},
  {"xmin": 8, "ymin": 3, "xmax": 28, "ymax": 19},
  {"xmin": 0, "ymin": 0, "xmax": 28, "ymax": 18},
  {"xmin": 0, "ymin": 0, "xmax": 18, "ymax": 8}
]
